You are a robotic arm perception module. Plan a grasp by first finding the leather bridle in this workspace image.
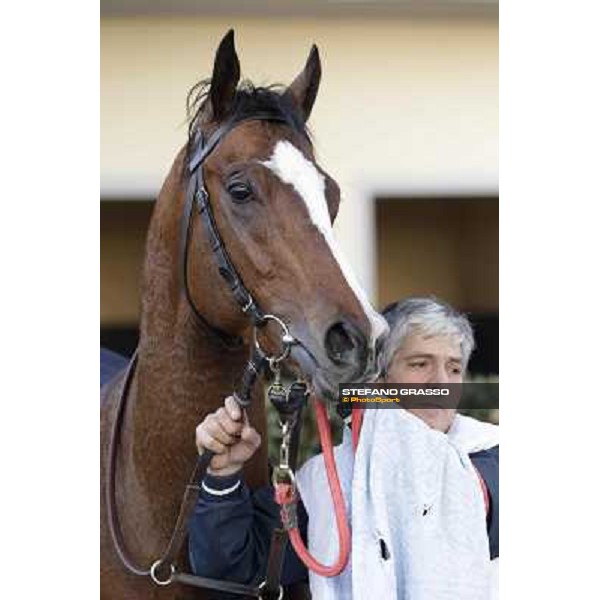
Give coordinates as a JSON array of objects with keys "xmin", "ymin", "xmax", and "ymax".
[
  {"xmin": 180, "ymin": 111, "xmax": 307, "ymax": 348},
  {"xmin": 106, "ymin": 112, "xmax": 309, "ymax": 599}
]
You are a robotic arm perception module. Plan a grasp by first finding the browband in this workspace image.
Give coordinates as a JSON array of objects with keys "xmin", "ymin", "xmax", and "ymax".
[{"xmin": 188, "ymin": 112, "xmax": 292, "ymax": 174}]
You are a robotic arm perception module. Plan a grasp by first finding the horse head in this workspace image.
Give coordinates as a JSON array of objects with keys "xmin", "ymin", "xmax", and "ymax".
[{"xmin": 183, "ymin": 30, "xmax": 388, "ymax": 401}]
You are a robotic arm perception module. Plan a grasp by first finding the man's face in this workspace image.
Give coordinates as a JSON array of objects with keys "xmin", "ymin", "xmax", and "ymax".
[{"xmin": 384, "ymin": 331, "xmax": 464, "ymax": 432}]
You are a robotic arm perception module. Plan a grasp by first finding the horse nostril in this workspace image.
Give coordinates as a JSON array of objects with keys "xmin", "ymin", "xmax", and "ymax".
[
  {"xmin": 324, "ymin": 320, "xmax": 368, "ymax": 368},
  {"xmin": 324, "ymin": 322, "xmax": 355, "ymax": 364}
]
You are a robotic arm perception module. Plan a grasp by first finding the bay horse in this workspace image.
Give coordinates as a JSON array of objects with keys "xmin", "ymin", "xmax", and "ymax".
[{"xmin": 100, "ymin": 30, "xmax": 387, "ymax": 600}]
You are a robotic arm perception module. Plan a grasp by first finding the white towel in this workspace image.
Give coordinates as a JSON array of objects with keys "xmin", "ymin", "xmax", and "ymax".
[{"xmin": 296, "ymin": 410, "xmax": 499, "ymax": 600}]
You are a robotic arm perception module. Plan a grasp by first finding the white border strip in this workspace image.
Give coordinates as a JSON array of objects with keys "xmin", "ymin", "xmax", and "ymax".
[{"xmin": 201, "ymin": 478, "xmax": 242, "ymax": 496}]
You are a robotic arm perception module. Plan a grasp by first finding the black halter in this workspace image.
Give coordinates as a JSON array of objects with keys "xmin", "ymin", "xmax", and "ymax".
[{"xmin": 180, "ymin": 113, "xmax": 293, "ymax": 348}]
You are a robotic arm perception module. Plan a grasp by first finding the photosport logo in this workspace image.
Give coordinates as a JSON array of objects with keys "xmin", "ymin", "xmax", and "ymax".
[{"xmin": 337, "ymin": 383, "xmax": 499, "ymax": 410}]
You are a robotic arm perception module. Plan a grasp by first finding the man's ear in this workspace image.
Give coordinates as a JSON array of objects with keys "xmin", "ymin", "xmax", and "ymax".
[
  {"xmin": 208, "ymin": 29, "xmax": 241, "ymax": 122},
  {"xmin": 284, "ymin": 45, "xmax": 322, "ymax": 122}
]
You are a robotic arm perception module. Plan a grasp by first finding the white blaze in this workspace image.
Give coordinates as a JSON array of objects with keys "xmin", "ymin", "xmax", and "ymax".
[{"xmin": 261, "ymin": 140, "xmax": 388, "ymax": 345}]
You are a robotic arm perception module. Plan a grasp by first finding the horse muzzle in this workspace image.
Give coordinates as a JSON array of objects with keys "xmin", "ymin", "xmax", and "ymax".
[{"xmin": 288, "ymin": 321, "xmax": 384, "ymax": 402}]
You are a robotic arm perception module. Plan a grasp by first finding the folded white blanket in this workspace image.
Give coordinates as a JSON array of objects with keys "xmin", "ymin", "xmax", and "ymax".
[{"xmin": 296, "ymin": 410, "xmax": 499, "ymax": 600}]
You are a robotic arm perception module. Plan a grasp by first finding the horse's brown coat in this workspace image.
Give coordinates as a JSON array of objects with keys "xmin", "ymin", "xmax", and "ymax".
[{"xmin": 100, "ymin": 31, "xmax": 382, "ymax": 600}]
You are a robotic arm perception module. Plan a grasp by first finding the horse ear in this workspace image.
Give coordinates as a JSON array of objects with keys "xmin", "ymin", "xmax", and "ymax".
[
  {"xmin": 285, "ymin": 45, "xmax": 322, "ymax": 122},
  {"xmin": 209, "ymin": 29, "xmax": 241, "ymax": 122}
]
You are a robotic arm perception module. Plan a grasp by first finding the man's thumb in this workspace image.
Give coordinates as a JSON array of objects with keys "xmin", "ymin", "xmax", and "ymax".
[{"xmin": 241, "ymin": 424, "xmax": 261, "ymax": 446}]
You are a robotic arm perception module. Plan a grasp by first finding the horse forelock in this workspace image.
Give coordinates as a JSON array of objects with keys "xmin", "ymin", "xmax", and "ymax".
[{"xmin": 185, "ymin": 79, "xmax": 310, "ymax": 171}]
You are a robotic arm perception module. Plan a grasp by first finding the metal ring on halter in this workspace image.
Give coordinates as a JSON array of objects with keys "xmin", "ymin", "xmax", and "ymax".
[
  {"xmin": 150, "ymin": 560, "xmax": 175, "ymax": 586},
  {"xmin": 257, "ymin": 580, "xmax": 284, "ymax": 600},
  {"xmin": 253, "ymin": 314, "xmax": 294, "ymax": 365}
]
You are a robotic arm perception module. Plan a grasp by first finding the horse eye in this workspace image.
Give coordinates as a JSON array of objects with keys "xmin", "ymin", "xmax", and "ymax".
[{"xmin": 227, "ymin": 180, "xmax": 253, "ymax": 203}]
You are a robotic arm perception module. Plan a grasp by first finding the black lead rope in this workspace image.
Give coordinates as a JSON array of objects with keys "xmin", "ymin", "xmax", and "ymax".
[
  {"xmin": 108, "ymin": 344, "xmax": 286, "ymax": 598},
  {"xmin": 107, "ymin": 343, "xmax": 301, "ymax": 596}
]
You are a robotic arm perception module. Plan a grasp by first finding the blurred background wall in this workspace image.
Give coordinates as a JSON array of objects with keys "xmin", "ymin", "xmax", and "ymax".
[{"xmin": 101, "ymin": 0, "xmax": 498, "ymax": 375}]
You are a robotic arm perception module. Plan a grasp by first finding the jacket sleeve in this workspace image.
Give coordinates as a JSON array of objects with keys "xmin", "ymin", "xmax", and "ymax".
[
  {"xmin": 469, "ymin": 445, "xmax": 499, "ymax": 559},
  {"xmin": 188, "ymin": 472, "xmax": 309, "ymax": 587}
]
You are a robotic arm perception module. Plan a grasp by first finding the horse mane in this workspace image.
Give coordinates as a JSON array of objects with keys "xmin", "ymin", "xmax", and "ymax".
[{"xmin": 185, "ymin": 79, "xmax": 311, "ymax": 169}]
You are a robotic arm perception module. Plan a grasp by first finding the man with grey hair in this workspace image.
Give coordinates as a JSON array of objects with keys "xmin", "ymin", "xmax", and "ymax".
[
  {"xmin": 380, "ymin": 296, "xmax": 476, "ymax": 432},
  {"xmin": 189, "ymin": 296, "xmax": 499, "ymax": 597}
]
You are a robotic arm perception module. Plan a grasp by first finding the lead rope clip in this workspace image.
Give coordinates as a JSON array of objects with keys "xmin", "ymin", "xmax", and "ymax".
[{"xmin": 269, "ymin": 365, "xmax": 296, "ymax": 504}]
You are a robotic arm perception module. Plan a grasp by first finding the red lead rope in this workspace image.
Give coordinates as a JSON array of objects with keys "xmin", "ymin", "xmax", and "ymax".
[{"xmin": 275, "ymin": 402, "xmax": 365, "ymax": 577}]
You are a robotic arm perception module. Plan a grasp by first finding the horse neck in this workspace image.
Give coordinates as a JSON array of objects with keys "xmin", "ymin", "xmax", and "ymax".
[
  {"xmin": 137, "ymin": 149, "xmax": 248, "ymax": 413},
  {"xmin": 121, "ymin": 154, "xmax": 268, "ymax": 540}
]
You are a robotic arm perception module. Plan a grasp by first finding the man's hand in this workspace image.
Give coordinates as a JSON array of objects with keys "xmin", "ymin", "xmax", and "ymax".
[{"xmin": 195, "ymin": 396, "xmax": 262, "ymax": 477}]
